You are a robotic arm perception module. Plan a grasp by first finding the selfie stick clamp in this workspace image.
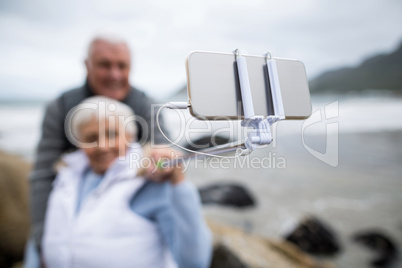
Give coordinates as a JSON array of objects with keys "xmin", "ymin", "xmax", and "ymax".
[
  {"xmin": 158, "ymin": 49, "xmax": 285, "ymax": 159},
  {"xmin": 234, "ymin": 49, "xmax": 285, "ymax": 156}
]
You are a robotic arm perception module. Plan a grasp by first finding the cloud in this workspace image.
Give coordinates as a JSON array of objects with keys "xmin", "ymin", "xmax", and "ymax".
[{"xmin": 0, "ymin": 0, "xmax": 401, "ymax": 100}]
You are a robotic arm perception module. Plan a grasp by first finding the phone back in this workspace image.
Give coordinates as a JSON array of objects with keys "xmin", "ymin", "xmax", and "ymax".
[{"xmin": 186, "ymin": 51, "xmax": 312, "ymax": 120}]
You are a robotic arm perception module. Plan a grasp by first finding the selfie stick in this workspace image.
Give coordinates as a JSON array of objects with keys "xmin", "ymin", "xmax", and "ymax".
[
  {"xmin": 234, "ymin": 49, "xmax": 284, "ymax": 156},
  {"xmin": 157, "ymin": 49, "xmax": 285, "ymax": 161}
]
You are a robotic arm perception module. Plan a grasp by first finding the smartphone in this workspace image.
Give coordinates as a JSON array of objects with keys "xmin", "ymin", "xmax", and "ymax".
[{"xmin": 185, "ymin": 51, "xmax": 312, "ymax": 120}]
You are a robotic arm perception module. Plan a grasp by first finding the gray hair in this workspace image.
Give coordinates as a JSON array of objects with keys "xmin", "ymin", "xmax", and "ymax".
[
  {"xmin": 87, "ymin": 33, "xmax": 131, "ymax": 59},
  {"xmin": 66, "ymin": 96, "xmax": 137, "ymax": 146}
]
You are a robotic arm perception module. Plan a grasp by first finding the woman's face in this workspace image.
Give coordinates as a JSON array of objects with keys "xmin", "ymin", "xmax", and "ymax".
[{"xmin": 79, "ymin": 115, "xmax": 131, "ymax": 174}]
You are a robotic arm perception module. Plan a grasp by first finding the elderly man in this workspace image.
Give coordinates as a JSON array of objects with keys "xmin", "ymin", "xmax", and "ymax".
[{"xmin": 29, "ymin": 34, "xmax": 171, "ymax": 252}]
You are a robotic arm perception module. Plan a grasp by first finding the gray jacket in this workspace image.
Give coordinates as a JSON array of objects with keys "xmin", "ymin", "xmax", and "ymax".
[{"xmin": 29, "ymin": 84, "xmax": 168, "ymax": 249}]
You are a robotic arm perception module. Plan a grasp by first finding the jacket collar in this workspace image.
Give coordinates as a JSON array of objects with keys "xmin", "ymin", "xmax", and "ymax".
[
  {"xmin": 84, "ymin": 80, "xmax": 134, "ymax": 105},
  {"xmin": 62, "ymin": 149, "xmax": 89, "ymax": 176},
  {"xmin": 61, "ymin": 144, "xmax": 144, "ymax": 192}
]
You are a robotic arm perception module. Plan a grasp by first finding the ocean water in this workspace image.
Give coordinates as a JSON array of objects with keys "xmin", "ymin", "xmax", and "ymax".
[
  {"xmin": 2, "ymin": 94, "xmax": 402, "ymax": 160},
  {"xmin": 1, "ymin": 94, "xmax": 402, "ymax": 267},
  {"xmin": 0, "ymin": 102, "xmax": 45, "ymax": 161}
]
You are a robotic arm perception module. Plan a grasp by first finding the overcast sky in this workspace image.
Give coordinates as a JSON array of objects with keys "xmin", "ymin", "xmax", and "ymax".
[{"xmin": 0, "ymin": 0, "xmax": 401, "ymax": 100}]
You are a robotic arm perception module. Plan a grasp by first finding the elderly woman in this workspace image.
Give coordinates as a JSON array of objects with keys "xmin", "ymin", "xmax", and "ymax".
[{"xmin": 40, "ymin": 96, "xmax": 212, "ymax": 268}]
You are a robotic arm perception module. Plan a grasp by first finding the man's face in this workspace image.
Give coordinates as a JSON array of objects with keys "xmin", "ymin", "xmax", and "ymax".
[
  {"xmin": 85, "ymin": 40, "xmax": 131, "ymax": 101},
  {"xmin": 80, "ymin": 116, "xmax": 131, "ymax": 174}
]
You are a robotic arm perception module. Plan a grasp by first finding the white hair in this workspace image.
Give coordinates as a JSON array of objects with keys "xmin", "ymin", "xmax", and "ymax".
[
  {"xmin": 87, "ymin": 33, "xmax": 130, "ymax": 59},
  {"xmin": 67, "ymin": 96, "xmax": 137, "ymax": 143}
]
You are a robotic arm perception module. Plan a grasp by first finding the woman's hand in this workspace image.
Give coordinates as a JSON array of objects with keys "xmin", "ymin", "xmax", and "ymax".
[{"xmin": 138, "ymin": 145, "xmax": 185, "ymax": 185}]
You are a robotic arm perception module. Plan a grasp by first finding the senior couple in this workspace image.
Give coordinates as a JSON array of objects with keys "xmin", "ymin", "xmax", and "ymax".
[{"xmin": 25, "ymin": 35, "xmax": 212, "ymax": 268}]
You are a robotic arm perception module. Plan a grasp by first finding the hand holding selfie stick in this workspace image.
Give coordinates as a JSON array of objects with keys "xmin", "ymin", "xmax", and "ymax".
[{"xmin": 156, "ymin": 49, "xmax": 286, "ymax": 165}]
